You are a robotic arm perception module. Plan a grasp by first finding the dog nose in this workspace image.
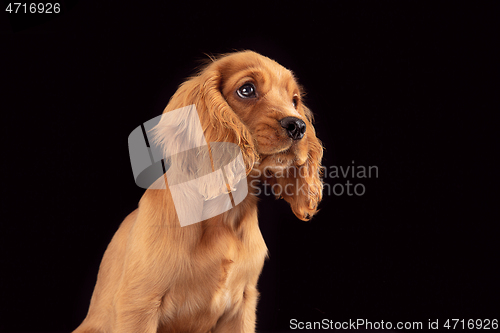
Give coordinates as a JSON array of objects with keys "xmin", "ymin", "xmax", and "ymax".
[{"xmin": 280, "ymin": 117, "xmax": 306, "ymax": 140}]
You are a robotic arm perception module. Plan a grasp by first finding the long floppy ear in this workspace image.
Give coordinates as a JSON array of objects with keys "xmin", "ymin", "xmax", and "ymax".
[
  {"xmin": 148, "ymin": 59, "xmax": 258, "ymax": 225},
  {"xmin": 268, "ymin": 105, "xmax": 324, "ymax": 221}
]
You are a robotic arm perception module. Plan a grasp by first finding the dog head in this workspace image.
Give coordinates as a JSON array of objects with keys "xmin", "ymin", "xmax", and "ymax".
[{"xmin": 156, "ymin": 51, "xmax": 324, "ymax": 220}]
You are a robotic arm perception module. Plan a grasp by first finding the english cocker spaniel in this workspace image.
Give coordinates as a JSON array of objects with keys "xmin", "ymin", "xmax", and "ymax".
[{"xmin": 74, "ymin": 51, "xmax": 323, "ymax": 333}]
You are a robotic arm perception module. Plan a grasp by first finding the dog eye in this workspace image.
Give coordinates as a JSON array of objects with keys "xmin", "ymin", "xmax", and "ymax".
[
  {"xmin": 237, "ymin": 83, "xmax": 257, "ymax": 98},
  {"xmin": 292, "ymin": 96, "xmax": 299, "ymax": 108}
]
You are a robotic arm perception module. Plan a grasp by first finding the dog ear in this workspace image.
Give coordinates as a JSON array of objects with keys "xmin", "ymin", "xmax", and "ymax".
[
  {"xmin": 149, "ymin": 60, "xmax": 257, "ymax": 225},
  {"xmin": 267, "ymin": 105, "xmax": 324, "ymax": 221}
]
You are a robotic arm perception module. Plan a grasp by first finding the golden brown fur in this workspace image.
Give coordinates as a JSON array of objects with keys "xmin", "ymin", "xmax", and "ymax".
[{"xmin": 74, "ymin": 51, "xmax": 323, "ymax": 333}]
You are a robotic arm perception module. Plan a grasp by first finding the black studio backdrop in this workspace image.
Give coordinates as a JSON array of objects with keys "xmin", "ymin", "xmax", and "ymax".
[{"xmin": 1, "ymin": 2, "xmax": 498, "ymax": 332}]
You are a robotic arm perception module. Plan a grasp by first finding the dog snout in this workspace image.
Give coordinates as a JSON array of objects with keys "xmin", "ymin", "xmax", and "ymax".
[{"xmin": 280, "ymin": 117, "xmax": 306, "ymax": 140}]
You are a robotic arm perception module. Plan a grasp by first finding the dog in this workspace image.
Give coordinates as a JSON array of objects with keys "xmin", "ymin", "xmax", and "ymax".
[{"xmin": 74, "ymin": 51, "xmax": 323, "ymax": 333}]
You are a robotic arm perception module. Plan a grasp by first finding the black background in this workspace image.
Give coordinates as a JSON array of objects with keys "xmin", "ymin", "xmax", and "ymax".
[{"xmin": 1, "ymin": 1, "xmax": 498, "ymax": 332}]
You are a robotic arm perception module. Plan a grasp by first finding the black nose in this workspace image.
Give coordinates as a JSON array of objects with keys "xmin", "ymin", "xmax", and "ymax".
[{"xmin": 280, "ymin": 117, "xmax": 306, "ymax": 140}]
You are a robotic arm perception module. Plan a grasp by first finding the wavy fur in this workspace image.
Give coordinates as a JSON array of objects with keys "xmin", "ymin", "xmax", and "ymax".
[{"xmin": 74, "ymin": 51, "xmax": 323, "ymax": 333}]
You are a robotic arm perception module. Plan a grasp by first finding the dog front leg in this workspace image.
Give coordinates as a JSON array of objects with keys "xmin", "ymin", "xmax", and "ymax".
[
  {"xmin": 113, "ymin": 290, "xmax": 162, "ymax": 333},
  {"xmin": 212, "ymin": 285, "xmax": 259, "ymax": 333}
]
